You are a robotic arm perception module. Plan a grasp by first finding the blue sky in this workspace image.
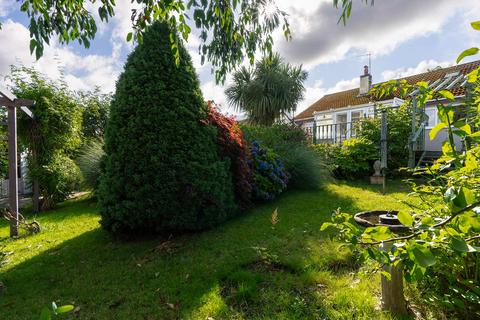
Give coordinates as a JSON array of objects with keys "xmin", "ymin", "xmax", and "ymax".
[{"xmin": 0, "ymin": 0, "xmax": 479, "ymax": 115}]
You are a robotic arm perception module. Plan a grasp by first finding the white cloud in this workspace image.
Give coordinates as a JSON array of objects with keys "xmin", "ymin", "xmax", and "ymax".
[
  {"xmin": 381, "ymin": 59, "xmax": 453, "ymax": 81},
  {"xmin": 0, "ymin": 20, "xmax": 121, "ymax": 93},
  {"xmin": 274, "ymin": 0, "xmax": 473, "ymax": 69}
]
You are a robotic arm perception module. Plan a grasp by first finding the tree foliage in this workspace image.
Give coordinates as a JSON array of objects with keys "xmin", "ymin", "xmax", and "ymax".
[
  {"xmin": 78, "ymin": 89, "xmax": 111, "ymax": 141},
  {"xmin": 226, "ymin": 54, "xmax": 308, "ymax": 126},
  {"xmin": 17, "ymin": 0, "xmax": 290, "ymax": 83},
  {"xmin": 333, "ymin": 0, "xmax": 375, "ymax": 24},
  {"xmin": 322, "ymin": 27, "xmax": 480, "ymax": 315},
  {"xmin": 9, "ymin": 66, "xmax": 83, "ymax": 210},
  {"xmin": 98, "ymin": 21, "xmax": 236, "ymax": 234}
]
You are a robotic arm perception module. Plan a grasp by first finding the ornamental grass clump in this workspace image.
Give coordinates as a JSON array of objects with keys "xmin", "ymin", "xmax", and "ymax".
[{"xmin": 98, "ymin": 21, "xmax": 236, "ymax": 234}]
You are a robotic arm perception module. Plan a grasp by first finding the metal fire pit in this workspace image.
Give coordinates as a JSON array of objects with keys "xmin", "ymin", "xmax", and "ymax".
[{"xmin": 353, "ymin": 210, "xmax": 409, "ymax": 315}]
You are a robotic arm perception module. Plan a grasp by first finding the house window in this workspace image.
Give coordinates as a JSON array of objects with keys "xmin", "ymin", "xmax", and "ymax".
[
  {"xmin": 425, "ymin": 108, "xmax": 436, "ymax": 128},
  {"xmin": 336, "ymin": 113, "xmax": 348, "ymax": 141},
  {"xmin": 351, "ymin": 111, "xmax": 363, "ymax": 123},
  {"xmin": 351, "ymin": 111, "xmax": 363, "ymax": 137}
]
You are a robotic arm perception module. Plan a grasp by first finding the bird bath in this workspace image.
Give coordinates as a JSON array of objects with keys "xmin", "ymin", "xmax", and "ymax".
[{"xmin": 354, "ymin": 210, "xmax": 408, "ymax": 315}]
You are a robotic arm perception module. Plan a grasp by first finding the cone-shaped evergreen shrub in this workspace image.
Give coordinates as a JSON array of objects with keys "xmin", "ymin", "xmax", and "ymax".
[{"xmin": 99, "ymin": 21, "xmax": 236, "ymax": 234}]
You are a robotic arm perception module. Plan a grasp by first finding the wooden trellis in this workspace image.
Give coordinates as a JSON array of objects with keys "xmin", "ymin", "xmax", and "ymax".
[{"xmin": 0, "ymin": 88, "xmax": 34, "ymax": 238}]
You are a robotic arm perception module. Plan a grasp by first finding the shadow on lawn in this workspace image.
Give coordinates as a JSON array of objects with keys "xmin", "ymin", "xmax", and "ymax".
[{"xmin": 0, "ymin": 185, "xmax": 393, "ymax": 320}]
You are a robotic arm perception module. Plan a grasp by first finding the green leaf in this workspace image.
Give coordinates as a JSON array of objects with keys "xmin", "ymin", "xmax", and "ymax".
[
  {"xmin": 471, "ymin": 20, "xmax": 480, "ymax": 30},
  {"xmin": 412, "ymin": 246, "xmax": 436, "ymax": 267},
  {"xmin": 453, "ymin": 121, "xmax": 471, "ymax": 134},
  {"xmin": 420, "ymin": 216, "xmax": 433, "ymax": 226},
  {"xmin": 457, "ymin": 47, "xmax": 479, "ymax": 64},
  {"xmin": 381, "ymin": 270, "xmax": 392, "ymax": 281},
  {"xmin": 429, "ymin": 122, "xmax": 447, "ymax": 140},
  {"xmin": 444, "ymin": 186, "xmax": 457, "ymax": 204},
  {"xmin": 417, "ymin": 81, "xmax": 429, "ymax": 88},
  {"xmin": 437, "ymin": 106, "xmax": 454, "ymax": 124},
  {"xmin": 453, "ymin": 187, "xmax": 475, "ymax": 208},
  {"xmin": 29, "ymin": 39, "xmax": 37, "ymax": 54},
  {"xmin": 468, "ymin": 68, "xmax": 479, "ymax": 83},
  {"xmin": 364, "ymin": 226, "xmax": 393, "ymax": 241},
  {"xmin": 397, "ymin": 211, "xmax": 414, "ymax": 227},
  {"xmin": 40, "ymin": 308, "xmax": 51, "ymax": 320},
  {"xmin": 126, "ymin": 32, "xmax": 133, "ymax": 42},
  {"xmin": 438, "ymin": 90, "xmax": 454, "ymax": 101},
  {"xmin": 450, "ymin": 236, "xmax": 469, "ymax": 252},
  {"xmin": 442, "ymin": 141, "xmax": 455, "ymax": 157},
  {"xmin": 56, "ymin": 305, "xmax": 74, "ymax": 314},
  {"xmin": 320, "ymin": 222, "xmax": 333, "ymax": 231}
]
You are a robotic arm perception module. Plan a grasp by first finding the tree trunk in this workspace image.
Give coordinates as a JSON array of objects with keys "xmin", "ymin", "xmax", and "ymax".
[{"xmin": 379, "ymin": 242, "xmax": 408, "ymax": 316}]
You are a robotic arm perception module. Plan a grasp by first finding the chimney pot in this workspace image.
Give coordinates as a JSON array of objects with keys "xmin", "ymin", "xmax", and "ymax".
[
  {"xmin": 359, "ymin": 65, "xmax": 372, "ymax": 95},
  {"xmin": 364, "ymin": 65, "xmax": 369, "ymax": 76}
]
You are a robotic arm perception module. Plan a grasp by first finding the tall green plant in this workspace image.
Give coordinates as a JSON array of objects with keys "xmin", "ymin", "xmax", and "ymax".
[
  {"xmin": 226, "ymin": 54, "xmax": 308, "ymax": 126},
  {"xmin": 9, "ymin": 66, "xmax": 83, "ymax": 210},
  {"xmin": 99, "ymin": 21, "xmax": 236, "ymax": 235}
]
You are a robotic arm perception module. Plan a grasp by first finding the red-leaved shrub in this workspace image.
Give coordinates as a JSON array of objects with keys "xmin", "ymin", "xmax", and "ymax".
[{"xmin": 205, "ymin": 101, "xmax": 253, "ymax": 209}]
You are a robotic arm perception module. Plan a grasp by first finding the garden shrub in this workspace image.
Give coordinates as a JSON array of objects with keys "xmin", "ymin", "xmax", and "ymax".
[
  {"xmin": 356, "ymin": 105, "xmax": 411, "ymax": 171},
  {"xmin": 10, "ymin": 66, "xmax": 83, "ymax": 210},
  {"xmin": 314, "ymin": 138, "xmax": 376, "ymax": 179},
  {"xmin": 313, "ymin": 106, "xmax": 410, "ymax": 179},
  {"xmin": 249, "ymin": 141, "xmax": 289, "ymax": 201},
  {"xmin": 98, "ymin": 21, "xmax": 236, "ymax": 234},
  {"xmin": 242, "ymin": 124, "xmax": 327, "ymax": 189},
  {"xmin": 205, "ymin": 102, "xmax": 253, "ymax": 209},
  {"xmin": 34, "ymin": 154, "xmax": 82, "ymax": 208},
  {"xmin": 312, "ymin": 143, "xmax": 341, "ymax": 173}
]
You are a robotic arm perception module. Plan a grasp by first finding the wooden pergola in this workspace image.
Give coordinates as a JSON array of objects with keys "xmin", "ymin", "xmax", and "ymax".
[{"xmin": 0, "ymin": 88, "xmax": 35, "ymax": 238}]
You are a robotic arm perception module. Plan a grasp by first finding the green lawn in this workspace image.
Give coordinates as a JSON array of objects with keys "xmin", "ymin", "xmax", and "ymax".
[{"xmin": 0, "ymin": 181, "xmax": 415, "ymax": 319}]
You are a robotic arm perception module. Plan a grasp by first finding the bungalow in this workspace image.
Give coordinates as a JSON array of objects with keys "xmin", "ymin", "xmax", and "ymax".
[{"xmin": 294, "ymin": 60, "xmax": 480, "ymax": 166}]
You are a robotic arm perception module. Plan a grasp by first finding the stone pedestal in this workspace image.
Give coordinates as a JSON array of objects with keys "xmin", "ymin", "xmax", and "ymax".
[
  {"xmin": 371, "ymin": 160, "xmax": 384, "ymax": 185},
  {"xmin": 370, "ymin": 175, "xmax": 385, "ymax": 185}
]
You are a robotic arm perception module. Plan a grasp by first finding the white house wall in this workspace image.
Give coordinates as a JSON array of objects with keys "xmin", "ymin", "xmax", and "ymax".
[{"xmin": 424, "ymin": 105, "xmax": 463, "ymax": 152}]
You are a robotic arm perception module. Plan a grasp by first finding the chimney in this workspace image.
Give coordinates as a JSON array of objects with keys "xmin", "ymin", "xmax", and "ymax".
[{"xmin": 359, "ymin": 65, "xmax": 372, "ymax": 95}]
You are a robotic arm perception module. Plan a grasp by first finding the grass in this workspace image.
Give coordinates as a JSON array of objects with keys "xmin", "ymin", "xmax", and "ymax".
[{"xmin": 0, "ymin": 180, "xmax": 415, "ymax": 319}]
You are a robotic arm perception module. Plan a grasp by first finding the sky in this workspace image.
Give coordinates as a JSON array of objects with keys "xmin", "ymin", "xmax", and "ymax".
[{"xmin": 0, "ymin": 0, "xmax": 480, "ymax": 116}]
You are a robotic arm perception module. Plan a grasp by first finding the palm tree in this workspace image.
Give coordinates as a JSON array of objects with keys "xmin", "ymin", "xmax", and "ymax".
[{"xmin": 225, "ymin": 54, "xmax": 308, "ymax": 126}]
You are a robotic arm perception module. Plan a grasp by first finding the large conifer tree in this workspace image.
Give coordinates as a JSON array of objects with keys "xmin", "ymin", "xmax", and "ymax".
[{"xmin": 99, "ymin": 21, "xmax": 236, "ymax": 234}]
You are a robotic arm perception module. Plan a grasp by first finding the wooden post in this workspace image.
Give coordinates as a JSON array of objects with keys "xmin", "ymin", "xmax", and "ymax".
[
  {"xmin": 33, "ymin": 179, "xmax": 39, "ymax": 213},
  {"xmin": 408, "ymin": 97, "xmax": 417, "ymax": 168},
  {"xmin": 8, "ymin": 105, "xmax": 19, "ymax": 237},
  {"xmin": 380, "ymin": 110, "xmax": 388, "ymax": 194},
  {"xmin": 379, "ymin": 242, "xmax": 408, "ymax": 315}
]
